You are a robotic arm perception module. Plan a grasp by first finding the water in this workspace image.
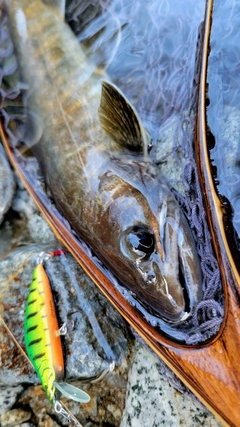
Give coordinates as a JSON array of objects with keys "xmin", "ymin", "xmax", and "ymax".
[{"xmin": 207, "ymin": 0, "xmax": 240, "ymax": 268}]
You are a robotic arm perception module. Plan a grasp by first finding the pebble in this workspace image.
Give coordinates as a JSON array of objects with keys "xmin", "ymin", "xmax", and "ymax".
[
  {"xmin": 38, "ymin": 415, "xmax": 61, "ymax": 427},
  {"xmin": 0, "ymin": 385, "xmax": 23, "ymax": 415},
  {"xmin": 0, "ymin": 408, "xmax": 31, "ymax": 427}
]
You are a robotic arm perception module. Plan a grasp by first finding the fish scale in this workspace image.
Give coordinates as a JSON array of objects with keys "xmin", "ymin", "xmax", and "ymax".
[{"xmin": 24, "ymin": 263, "xmax": 64, "ymax": 402}]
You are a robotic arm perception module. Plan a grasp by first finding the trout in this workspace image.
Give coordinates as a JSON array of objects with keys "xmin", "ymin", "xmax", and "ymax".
[{"xmin": 6, "ymin": 0, "xmax": 202, "ymax": 322}]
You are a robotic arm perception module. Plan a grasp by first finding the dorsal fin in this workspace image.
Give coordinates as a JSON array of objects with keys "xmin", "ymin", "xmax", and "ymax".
[
  {"xmin": 53, "ymin": 381, "xmax": 90, "ymax": 403},
  {"xmin": 98, "ymin": 80, "xmax": 149, "ymax": 154},
  {"xmin": 42, "ymin": 0, "xmax": 65, "ymax": 20}
]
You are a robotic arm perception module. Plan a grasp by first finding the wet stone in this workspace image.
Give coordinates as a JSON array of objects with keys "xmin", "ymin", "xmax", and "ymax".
[
  {"xmin": 0, "ymin": 144, "xmax": 15, "ymax": 225},
  {"xmin": 0, "ymin": 385, "xmax": 23, "ymax": 415}
]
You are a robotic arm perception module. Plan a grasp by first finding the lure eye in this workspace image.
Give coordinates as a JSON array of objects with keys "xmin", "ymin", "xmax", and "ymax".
[{"xmin": 126, "ymin": 226, "xmax": 155, "ymax": 257}]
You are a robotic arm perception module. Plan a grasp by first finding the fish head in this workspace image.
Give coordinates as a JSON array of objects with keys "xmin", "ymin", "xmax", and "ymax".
[
  {"xmin": 98, "ymin": 81, "xmax": 202, "ymax": 322},
  {"xmin": 97, "ymin": 169, "xmax": 202, "ymax": 323},
  {"xmin": 121, "ymin": 188, "xmax": 202, "ymax": 322}
]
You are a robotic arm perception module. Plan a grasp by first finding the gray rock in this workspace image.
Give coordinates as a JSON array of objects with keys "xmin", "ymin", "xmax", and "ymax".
[
  {"xmin": 0, "ymin": 144, "xmax": 15, "ymax": 225},
  {"xmin": 121, "ymin": 342, "xmax": 223, "ymax": 427},
  {"xmin": 0, "ymin": 385, "xmax": 23, "ymax": 415},
  {"xmin": 11, "ymin": 179, "xmax": 56, "ymax": 244}
]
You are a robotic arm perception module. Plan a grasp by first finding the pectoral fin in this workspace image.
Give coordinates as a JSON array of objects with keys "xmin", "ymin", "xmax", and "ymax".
[{"xmin": 99, "ymin": 80, "xmax": 149, "ymax": 154}]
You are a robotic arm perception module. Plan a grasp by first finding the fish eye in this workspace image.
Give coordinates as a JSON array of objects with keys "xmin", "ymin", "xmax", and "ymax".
[{"xmin": 126, "ymin": 226, "xmax": 155, "ymax": 257}]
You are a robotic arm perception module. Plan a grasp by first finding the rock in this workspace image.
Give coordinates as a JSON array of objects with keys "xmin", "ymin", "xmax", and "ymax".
[
  {"xmin": 0, "ymin": 408, "xmax": 31, "ymax": 427},
  {"xmin": 11, "ymin": 180, "xmax": 56, "ymax": 244},
  {"xmin": 0, "ymin": 385, "xmax": 23, "ymax": 415},
  {"xmin": 0, "ymin": 180, "xmax": 40, "ymax": 259},
  {"xmin": 121, "ymin": 341, "xmax": 223, "ymax": 427},
  {"xmin": 0, "ymin": 144, "xmax": 15, "ymax": 225},
  {"xmin": 107, "ymin": 403, "xmax": 122, "ymax": 422},
  {"xmin": 18, "ymin": 374, "xmax": 129, "ymax": 426},
  {"xmin": 0, "ymin": 219, "xmax": 14, "ymax": 258},
  {"xmin": 38, "ymin": 415, "xmax": 61, "ymax": 427}
]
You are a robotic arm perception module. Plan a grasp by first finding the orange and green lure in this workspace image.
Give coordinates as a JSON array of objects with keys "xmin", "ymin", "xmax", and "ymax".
[
  {"xmin": 24, "ymin": 262, "xmax": 64, "ymax": 402},
  {"xmin": 24, "ymin": 250, "xmax": 90, "ymax": 410}
]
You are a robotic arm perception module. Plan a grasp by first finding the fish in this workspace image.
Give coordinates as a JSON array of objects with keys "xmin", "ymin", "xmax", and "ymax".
[
  {"xmin": 24, "ymin": 251, "xmax": 91, "ymax": 407},
  {"xmin": 5, "ymin": 0, "xmax": 202, "ymax": 323}
]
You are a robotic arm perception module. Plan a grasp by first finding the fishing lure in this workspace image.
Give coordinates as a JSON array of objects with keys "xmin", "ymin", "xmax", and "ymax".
[{"xmin": 24, "ymin": 249, "xmax": 90, "ymax": 423}]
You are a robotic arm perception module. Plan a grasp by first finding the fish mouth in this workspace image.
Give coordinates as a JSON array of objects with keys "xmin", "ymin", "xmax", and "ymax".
[
  {"xmin": 151, "ymin": 207, "xmax": 202, "ymax": 323},
  {"xmin": 157, "ymin": 251, "xmax": 197, "ymax": 324},
  {"xmin": 158, "ymin": 273, "xmax": 191, "ymax": 324},
  {"xmin": 135, "ymin": 262, "xmax": 189, "ymax": 324},
  {"xmin": 177, "ymin": 255, "xmax": 192, "ymax": 319},
  {"xmin": 139, "ymin": 251, "xmax": 195, "ymax": 323}
]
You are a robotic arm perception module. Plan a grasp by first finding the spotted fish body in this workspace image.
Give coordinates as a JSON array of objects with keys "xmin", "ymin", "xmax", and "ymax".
[
  {"xmin": 7, "ymin": 0, "xmax": 202, "ymax": 322},
  {"xmin": 24, "ymin": 263, "xmax": 64, "ymax": 402}
]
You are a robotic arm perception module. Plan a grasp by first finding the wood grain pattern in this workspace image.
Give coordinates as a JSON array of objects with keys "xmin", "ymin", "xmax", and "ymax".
[{"xmin": 1, "ymin": 0, "xmax": 240, "ymax": 425}]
